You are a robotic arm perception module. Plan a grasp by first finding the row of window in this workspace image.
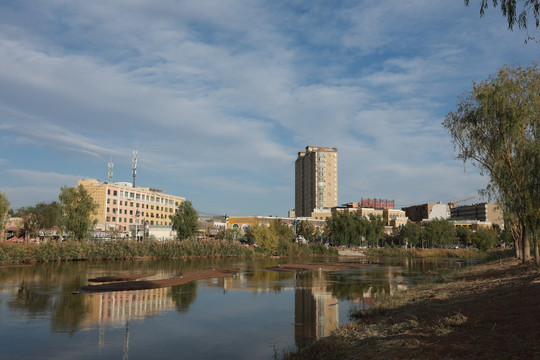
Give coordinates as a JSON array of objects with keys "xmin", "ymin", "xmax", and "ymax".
[
  {"xmin": 107, "ymin": 188, "xmax": 179, "ymax": 206},
  {"xmin": 105, "ymin": 199, "xmax": 175, "ymax": 212},
  {"xmin": 105, "ymin": 216, "xmax": 170, "ymax": 226},
  {"xmin": 106, "ymin": 208, "xmax": 172, "ymax": 219}
]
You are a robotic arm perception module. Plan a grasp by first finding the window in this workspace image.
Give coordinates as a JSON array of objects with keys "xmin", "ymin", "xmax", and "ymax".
[
  {"xmin": 112, "ymin": 217, "xmax": 116, "ymax": 221},
  {"xmin": 136, "ymin": 203, "xmax": 139, "ymax": 208},
  {"xmin": 130, "ymin": 210, "xmax": 133, "ymax": 215},
  {"xmin": 130, "ymin": 202, "xmax": 133, "ymax": 207},
  {"xmin": 113, "ymin": 200, "xmax": 117, "ymax": 205},
  {"xmin": 107, "ymin": 189, "xmax": 110, "ymax": 195},
  {"xmin": 107, "ymin": 207, "xmax": 110, "ymax": 213},
  {"xmin": 113, "ymin": 190, "xmax": 118, "ymax": 196},
  {"xmin": 129, "ymin": 219, "xmax": 133, "ymax": 223}
]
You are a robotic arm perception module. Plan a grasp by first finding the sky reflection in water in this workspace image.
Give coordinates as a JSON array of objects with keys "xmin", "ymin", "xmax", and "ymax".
[{"xmin": 0, "ymin": 257, "xmax": 476, "ymax": 359}]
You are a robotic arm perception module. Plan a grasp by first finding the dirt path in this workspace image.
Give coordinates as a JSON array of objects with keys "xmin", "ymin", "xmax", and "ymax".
[
  {"xmin": 287, "ymin": 258, "xmax": 540, "ymax": 360},
  {"xmin": 81, "ymin": 269, "xmax": 238, "ymax": 292}
]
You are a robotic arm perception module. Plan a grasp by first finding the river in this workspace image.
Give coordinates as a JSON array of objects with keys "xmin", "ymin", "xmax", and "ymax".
[{"xmin": 0, "ymin": 256, "xmax": 476, "ymax": 359}]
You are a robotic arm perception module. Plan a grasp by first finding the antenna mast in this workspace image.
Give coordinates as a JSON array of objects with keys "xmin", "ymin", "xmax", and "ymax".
[
  {"xmin": 132, "ymin": 150, "xmax": 138, "ymax": 187},
  {"xmin": 108, "ymin": 156, "xmax": 114, "ymax": 182}
]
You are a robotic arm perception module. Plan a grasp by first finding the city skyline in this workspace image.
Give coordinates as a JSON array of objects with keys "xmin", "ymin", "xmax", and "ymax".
[{"xmin": 0, "ymin": 1, "xmax": 537, "ymax": 216}]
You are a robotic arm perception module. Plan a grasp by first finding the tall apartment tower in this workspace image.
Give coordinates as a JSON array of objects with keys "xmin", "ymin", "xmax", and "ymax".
[{"xmin": 295, "ymin": 146, "xmax": 338, "ymax": 217}]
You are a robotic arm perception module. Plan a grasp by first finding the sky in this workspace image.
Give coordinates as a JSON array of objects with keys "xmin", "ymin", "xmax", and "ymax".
[{"xmin": 0, "ymin": 0, "xmax": 538, "ymax": 217}]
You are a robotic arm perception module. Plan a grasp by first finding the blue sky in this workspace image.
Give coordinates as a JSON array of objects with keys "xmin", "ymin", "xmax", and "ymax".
[{"xmin": 0, "ymin": 0, "xmax": 538, "ymax": 216}]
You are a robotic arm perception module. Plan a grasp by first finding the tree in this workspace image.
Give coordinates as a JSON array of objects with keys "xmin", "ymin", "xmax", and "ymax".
[
  {"xmin": 471, "ymin": 229, "xmax": 499, "ymax": 251},
  {"xmin": 443, "ymin": 64, "xmax": 540, "ymax": 263},
  {"xmin": 0, "ymin": 192, "xmax": 10, "ymax": 240},
  {"xmin": 399, "ymin": 222, "xmax": 422, "ymax": 248},
  {"xmin": 456, "ymin": 226, "xmax": 472, "ymax": 246},
  {"xmin": 59, "ymin": 185, "xmax": 98, "ymax": 242},
  {"xmin": 296, "ymin": 220, "xmax": 317, "ymax": 242},
  {"xmin": 170, "ymin": 200, "xmax": 199, "ymax": 240},
  {"xmin": 422, "ymin": 219, "xmax": 455, "ymax": 248},
  {"xmin": 249, "ymin": 225, "xmax": 279, "ymax": 254},
  {"xmin": 365, "ymin": 214, "xmax": 386, "ymax": 248},
  {"xmin": 20, "ymin": 202, "xmax": 62, "ymax": 239},
  {"xmin": 465, "ymin": 0, "xmax": 540, "ymax": 40}
]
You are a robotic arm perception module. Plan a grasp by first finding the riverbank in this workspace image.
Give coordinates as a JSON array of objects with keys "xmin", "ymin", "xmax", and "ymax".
[
  {"xmin": 0, "ymin": 240, "xmax": 336, "ymax": 264},
  {"xmin": 286, "ymin": 257, "xmax": 540, "ymax": 360}
]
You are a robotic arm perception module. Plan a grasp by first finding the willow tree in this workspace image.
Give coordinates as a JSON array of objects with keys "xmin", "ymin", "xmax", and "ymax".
[
  {"xmin": 443, "ymin": 64, "xmax": 540, "ymax": 263},
  {"xmin": 465, "ymin": 0, "xmax": 540, "ymax": 41},
  {"xmin": 59, "ymin": 185, "xmax": 98, "ymax": 242}
]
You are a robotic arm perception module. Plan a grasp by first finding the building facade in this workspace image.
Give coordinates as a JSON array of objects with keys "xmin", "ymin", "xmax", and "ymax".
[
  {"xmin": 79, "ymin": 179, "xmax": 185, "ymax": 236},
  {"xmin": 295, "ymin": 146, "xmax": 338, "ymax": 217},
  {"xmin": 450, "ymin": 203, "xmax": 504, "ymax": 227},
  {"xmin": 402, "ymin": 203, "xmax": 450, "ymax": 222}
]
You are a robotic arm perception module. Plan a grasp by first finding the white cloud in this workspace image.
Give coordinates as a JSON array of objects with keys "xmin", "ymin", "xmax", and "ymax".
[{"xmin": 0, "ymin": 1, "xmax": 536, "ymax": 214}]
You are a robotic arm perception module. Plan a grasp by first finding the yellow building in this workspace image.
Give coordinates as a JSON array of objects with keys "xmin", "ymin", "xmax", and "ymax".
[{"xmin": 78, "ymin": 179, "xmax": 185, "ymax": 235}]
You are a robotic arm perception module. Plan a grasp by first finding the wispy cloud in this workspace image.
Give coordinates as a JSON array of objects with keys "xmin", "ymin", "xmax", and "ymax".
[{"xmin": 0, "ymin": 1, "xmax": 536, "ymax": 213}]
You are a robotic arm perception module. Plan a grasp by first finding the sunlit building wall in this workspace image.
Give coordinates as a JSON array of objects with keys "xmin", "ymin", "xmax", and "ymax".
[{"xmin": 78, "ymin": 179, "xmax": 185, "ymax": 234}]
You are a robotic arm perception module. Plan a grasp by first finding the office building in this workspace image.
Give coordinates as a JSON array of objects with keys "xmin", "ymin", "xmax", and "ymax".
[
  {"xmin": 78, "ymin": 179, "xmax": 185, "ymax": 236},
  {"xmin": 295, "ymin": 146, "xmax": 338, "ymax": 217},
  {"xmin": 451, "ymin": 202, "xmax": 504, "ymax": 227}
]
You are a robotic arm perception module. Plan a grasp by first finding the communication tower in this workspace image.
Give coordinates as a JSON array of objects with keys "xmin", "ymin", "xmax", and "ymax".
[
  {"xmin": 132, "ymin": 150, "xmax": 138, "ymax": 187},
  {"xmin": 108, "ymin": 156, "xmax": 114, "ymax": 182}
]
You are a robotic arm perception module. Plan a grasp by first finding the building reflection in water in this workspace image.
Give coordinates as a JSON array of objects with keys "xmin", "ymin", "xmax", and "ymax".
[
  {"xmin": 82, "ymin": 288, "xmax": 177, "ymax": 360},
  {"xmin": 294, "ymin": 271, "xmax": 339, "ymax": 349}
]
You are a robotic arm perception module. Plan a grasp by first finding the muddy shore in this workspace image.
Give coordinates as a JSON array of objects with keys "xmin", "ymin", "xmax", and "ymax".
[{"xmin": 286, "ymin": 257, "xmax": 540, "ymax": 360}]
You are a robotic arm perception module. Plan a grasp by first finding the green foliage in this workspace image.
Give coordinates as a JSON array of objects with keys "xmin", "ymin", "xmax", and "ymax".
[
  {"xmin": 398, "ymin": 222, "xmax": 422, "ymax": 248},
  {"xmin": 0, "ymin": 192, "xmax": 9, "ymax": 233},
  {"xmin": 422, "ymin": 219, "xmax": 455, "ymax": 248},
  {"xmin": 250, "ymin": 225, "xmax": 279, "ymax": 255},
  {"xmin": 19, "ymin": 202, "xmax": 62, "ymax": 238},
  {"xmin": 296, "ymin": 221, "xmax": 318, "ymax": 242},
  {"xmin": 59, "ymin": 185, "xmax": 98, "ymax": 242},
  {"xmin": 471, "ymin": 229, "xmax": 498, "ymax": 251},
  {"xmin": 444, "ymin": 64, "xmax": 540, "ymax": 260},
  {"xmin": 326, "ymin": 212, "xmax": 385, "ymax": 247},
  {"xmin": 170, "ymin": 200, "xmax": 199, "ymax": 240},
  {"xmin": 455, "ymin": 226, "xmax": 472, "ymax": 245}
]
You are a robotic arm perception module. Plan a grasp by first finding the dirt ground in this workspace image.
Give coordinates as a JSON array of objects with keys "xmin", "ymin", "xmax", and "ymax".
[
  {"xmin": 287, "ymin": 257, "xmax": 540, "ymax": 360},
  {"xmin": 80, "ymin": 268, "xmax": 239, "ymax": 292}
]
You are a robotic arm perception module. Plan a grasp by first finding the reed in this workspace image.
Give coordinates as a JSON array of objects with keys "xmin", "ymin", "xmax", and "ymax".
[{"xmin": 0, "ymin": 239, "xmax": 336, "ymax": 264}]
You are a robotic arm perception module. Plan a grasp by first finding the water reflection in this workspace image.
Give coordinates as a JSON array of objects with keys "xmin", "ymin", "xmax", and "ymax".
[{"xmin": 0, "ymin": 257, "xmax": 479, "ymax": 358}]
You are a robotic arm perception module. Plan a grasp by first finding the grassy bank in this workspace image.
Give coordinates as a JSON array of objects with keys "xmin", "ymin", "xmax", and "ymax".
[
  {"xmin": 0, "ymin": 240, "xmax": 336, "ymax": 264},
  {"xmin": 366, "ymin": 247, "xmax": 509, "ymax": 259},
  {"xmin": 286, "ymin": 255, "xmax": 540, "ymax": 360}
]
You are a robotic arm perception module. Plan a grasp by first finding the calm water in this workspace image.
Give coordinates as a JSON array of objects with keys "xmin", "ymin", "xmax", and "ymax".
[{"xmin": 0, "ymin": 256, "xmax": 476, "ymax": 359}]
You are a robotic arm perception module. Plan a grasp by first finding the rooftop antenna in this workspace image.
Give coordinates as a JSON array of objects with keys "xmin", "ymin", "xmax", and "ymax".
[
  {"xmin": 108, "ymin": 156, "xmax": 114, "ymax": 182},
  {"xmin": 132, "ymin": 150, "xmax": 138, "ymax": 187}
]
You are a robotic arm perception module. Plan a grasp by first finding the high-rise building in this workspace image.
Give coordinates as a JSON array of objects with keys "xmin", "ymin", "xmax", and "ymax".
[{"xmin": 295, "ymin": 146, "xmax": 338, "ymax": 217}]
